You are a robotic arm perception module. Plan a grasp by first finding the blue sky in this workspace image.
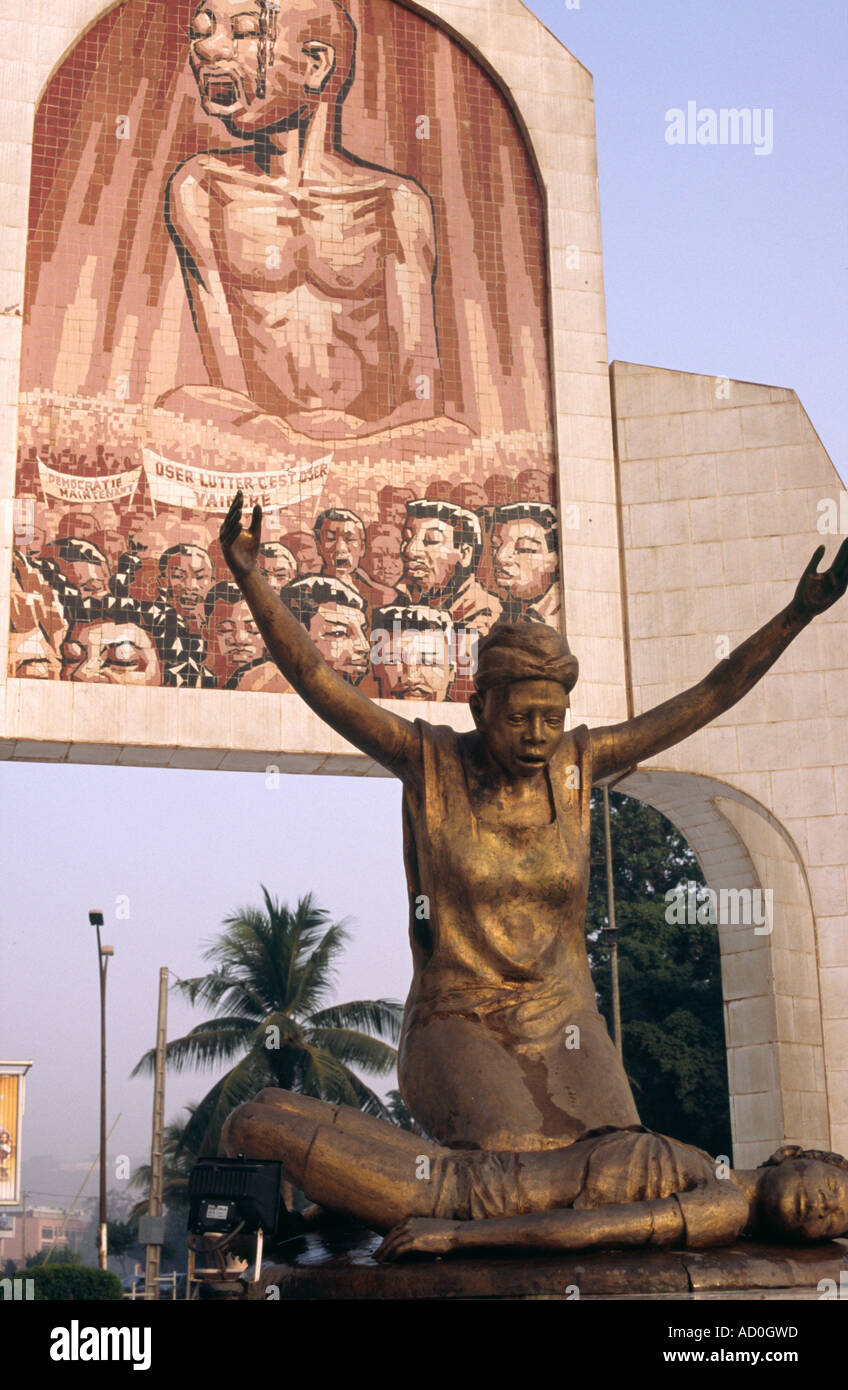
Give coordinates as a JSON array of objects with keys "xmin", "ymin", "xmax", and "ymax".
[{"xmin": 2, "ymin": 0, "xmax": 845, "ymax": 1203}]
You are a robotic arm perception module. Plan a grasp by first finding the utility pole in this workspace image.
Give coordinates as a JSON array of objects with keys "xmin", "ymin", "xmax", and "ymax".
[
  {"xmin": 144, "ymin": 969, "xmax": 169, "ymax": 1301},
  {"xmin": 88, "ymin": 911, "xmax": 113, "ymax": 1271},
  {"xmin": 602, "ymin": 786, "xmax": 623, "ymax": 1057}
]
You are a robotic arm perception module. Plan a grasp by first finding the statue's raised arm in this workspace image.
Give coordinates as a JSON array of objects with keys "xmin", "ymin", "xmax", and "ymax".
[
  {"xmin": 590, "ymin": 539, "xmax": 848, "ymax": 784},
  {"xmin": 219, "ymin": 493, "xmax": 421, "ymax": 779}
]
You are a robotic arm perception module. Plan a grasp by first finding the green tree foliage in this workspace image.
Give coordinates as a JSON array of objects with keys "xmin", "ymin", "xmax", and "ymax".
[
  {"xmin": 587, "ymin": 790, "xmax": 732, "ymax": 1157},
  {"xmin": 133, "ymin": 888, "xmax": 403, "ymax": 1157},
  {"xmin": 25, "ymin": 1245, "xmax": 80, "ymax": 1268},
  {"xmin": 386, "ymin": 1088, "xmax": 414, "ymax": 1131},
  {"xmin": 28, "ymin": 1265, "xmax": 123, "ymax": 1300},
  {"xmin": 105, "ymin": 1219, "xmax": 140, "ymax": 1274}
]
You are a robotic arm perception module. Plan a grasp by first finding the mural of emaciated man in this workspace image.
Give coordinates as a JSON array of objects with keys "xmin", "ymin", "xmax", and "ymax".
[{"xmin": 160, "ymin": 0, "xmax": 456, "ymax": 444}]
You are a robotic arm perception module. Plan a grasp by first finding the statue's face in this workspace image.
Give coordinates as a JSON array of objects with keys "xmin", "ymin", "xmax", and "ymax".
[
  {"xmin": 491, "ymin": 521, "xmax": 557, "ymax": 601},
  {"xmin": 473, "ymin": 679, "xmax": 567, "ymax": 780},
  {"xmin": 318, "ymin": 519, "xmax": 365, "ymax": 578},
  {"xmin": 162, "ymin": 549, "xmax": 213, "ymax": 626},
  {"xmin": 401, "ymin": 517, "xmax": 471, "ymax": 595},
  {"xmin": 372, "ymin": 628, "xmax": 454, "ymax": 701},
  {"xmin": 190, "ymin": 1, "xmax": 330, "ymax": 136},
  {"xmin": 61, "ymin": 622, "xmax": 162, "ymax": 685},
  {"xmin": 760, "ymin": 1161, "xmax": 848, "ymax": 1242},
  {"xmin": 308, "ymin": 601, "xmax": 369, "ymax": 683}
]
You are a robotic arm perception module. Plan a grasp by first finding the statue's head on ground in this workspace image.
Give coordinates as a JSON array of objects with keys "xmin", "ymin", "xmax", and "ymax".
[
  {"xmin": 470, "ymin": 623, "xmax": 578, "ymax": 780},
  {"xmin": 189, "ymin": 0, "xmax": 356, "ymax": 137},
  {"xmin": 753, "ymin": 1146, "xmax": 848, "ymax": 1243}
]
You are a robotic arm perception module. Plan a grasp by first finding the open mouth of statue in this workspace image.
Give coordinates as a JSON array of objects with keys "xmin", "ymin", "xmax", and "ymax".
[{"xmin": 203, "ymin": 72, "xmax": 242, "ymax": 110}]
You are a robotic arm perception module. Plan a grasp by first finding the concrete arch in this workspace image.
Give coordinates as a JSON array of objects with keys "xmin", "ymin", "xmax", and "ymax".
[{"xmin": 620, "ymin": 768, "xmax": 829, "ymax": 1167}]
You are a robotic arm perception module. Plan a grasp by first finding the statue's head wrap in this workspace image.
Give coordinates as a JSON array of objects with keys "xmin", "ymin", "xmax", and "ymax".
[{"xmin": 474, "ymin": 622, "xmax": 578, "ymax": 695}]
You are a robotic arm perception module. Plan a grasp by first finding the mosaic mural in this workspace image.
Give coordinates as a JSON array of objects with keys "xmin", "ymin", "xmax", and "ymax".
[{"xmin": 10, "ymin": 0, "xmax": 562, "ymax": 701}]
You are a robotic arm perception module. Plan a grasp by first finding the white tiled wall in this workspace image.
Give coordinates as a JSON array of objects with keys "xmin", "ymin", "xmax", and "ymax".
[{"xmin": 614, "ymin": 362, "xmax": 848, "ymax": 1158}]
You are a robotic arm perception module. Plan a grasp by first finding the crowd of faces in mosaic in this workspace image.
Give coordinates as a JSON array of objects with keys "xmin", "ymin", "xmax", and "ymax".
[
  {"xmin": 10, "ymin": 481, "xmax": 561, "ymax": 701},
  {"xmin": 10, "ymin": 0, "xmax": 562, "ymax": 703}
]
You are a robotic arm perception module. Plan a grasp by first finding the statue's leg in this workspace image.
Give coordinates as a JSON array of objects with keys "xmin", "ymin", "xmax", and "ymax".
[
  {"xmin": 222, "ymin": 1089, "xmax": 447, "ymax": 1231},
  {"xmin": 400, "ymin": 1013, "xmax": 640, "ymax": 1150},
  {"xmin": 221, "ymin": 1092, "xmax": 322, "ymax": 1185},
  {"xmin": 245, "ymin": 1087, "xmax": 439, "ymax": 1154},
  {"xmin": 400, "ymin": 1016, "xmax": 581, "ymax": 1150},
  {"xmin": 538, "ymin": 1011, "xmax": 640, "ymax": 1133}
]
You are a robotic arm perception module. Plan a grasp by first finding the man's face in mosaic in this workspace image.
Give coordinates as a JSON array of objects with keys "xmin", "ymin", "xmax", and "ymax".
[
  {"xmin": 401, "ymin": 516, "xmax": 471, "ymax": 595},
  {"xmin": 308, "ymin": 600, "xmax": 369, "ymax": 683},
  {"xmin": 161, "ymin": 548, "xmax": 214, "ymax": 628},
  {"xmin": 62, "ymin": 557, "xmax": 110, "ymax": 601},
  {"xmin": 318, "ymin": 518, "xmax": 365, "ymax": 579},
  {"xmin": 372, "ymin": 626, "xmax": 454, "ymax": 701},
  {"xmin": 61, "ymin": 621, "xmax": 162, "ymax": 686},
  {"xmin": 189, "ymin": 1, "xmax": 342, "ymax": 137},
  {"xmin": 491, "ymin": 519, "xmax": 557, "ymax": 602},
  {"xmin": 208, "ymin": 596, "xmax": 265, "ymax": 678},
  {"xmin": 366, "ymin": 526, "xmax": 404, "ymax": 587}
]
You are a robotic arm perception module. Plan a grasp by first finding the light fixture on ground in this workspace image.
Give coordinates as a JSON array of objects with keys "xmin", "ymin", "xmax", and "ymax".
[{"xmin": 187, "ymin": 1158, "xmax": 283, "ymax": 1289}]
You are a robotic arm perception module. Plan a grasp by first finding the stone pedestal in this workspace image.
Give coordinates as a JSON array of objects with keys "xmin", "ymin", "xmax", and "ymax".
[{"xmin": 246, "ymin": 1229, "xmax": 848, "ymax": 1301}]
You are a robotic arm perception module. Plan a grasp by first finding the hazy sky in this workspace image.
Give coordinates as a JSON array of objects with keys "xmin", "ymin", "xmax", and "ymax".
[{"xmin": 2, "ymin": 0, "xmax": 846, "ymax": 1208}]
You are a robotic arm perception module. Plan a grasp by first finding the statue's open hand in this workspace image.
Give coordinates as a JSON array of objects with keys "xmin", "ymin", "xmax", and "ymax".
[
  {"xmin": 792, "ymin": 539, "xmax": 848, "ymax": 620},
  {"xmin": 375, "ymin": 1217, "xmax": 460, "ymax": 1262},
  {"xmin": 219, "ymin": 491, "xmax": 262, "ymax": 581}
]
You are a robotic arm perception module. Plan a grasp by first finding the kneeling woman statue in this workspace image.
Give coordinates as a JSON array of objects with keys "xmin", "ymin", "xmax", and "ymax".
[{"xmin": 218, "ymin": 494, "xmax": 847, "ymax": 1250}]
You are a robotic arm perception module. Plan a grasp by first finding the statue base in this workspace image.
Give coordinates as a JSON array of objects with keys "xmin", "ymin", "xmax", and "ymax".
[{"xmin": 247, "ymin": 1226, "xmax": 848, "ymax": 1300}]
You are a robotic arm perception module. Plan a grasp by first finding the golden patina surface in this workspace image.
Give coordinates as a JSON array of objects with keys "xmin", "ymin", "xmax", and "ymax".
[{"xmin": 219, "ymin": 494, "xmax": 848, "ymax": 1255}]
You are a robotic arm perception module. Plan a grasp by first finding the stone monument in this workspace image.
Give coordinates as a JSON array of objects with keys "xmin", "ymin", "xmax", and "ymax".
[{"xmin": 1, "ymin": 0, "xmax": 847, "ymax": 1294}]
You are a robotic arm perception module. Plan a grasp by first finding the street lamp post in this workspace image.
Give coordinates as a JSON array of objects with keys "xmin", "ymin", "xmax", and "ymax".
[
  {"xmin": 602, "ymin": 787, "xmax": 622, "ymax": 1058},
  {"xmin": 88, "ymin": 911, "xmax": 113, "ymax": 1271}
]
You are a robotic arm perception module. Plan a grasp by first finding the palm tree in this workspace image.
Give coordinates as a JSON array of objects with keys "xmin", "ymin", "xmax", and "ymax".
[
  {"xmin": 133, "ymin": 889, "xmax": 403, "ymax": 1158},
  {"xmin": 130, "ymin": 1104, "xmax": 203, "ymax": 1217}
]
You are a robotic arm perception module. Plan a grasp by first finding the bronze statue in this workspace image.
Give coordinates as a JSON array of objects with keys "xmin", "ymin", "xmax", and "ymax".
[
  {"xmin": 219, "ymin": 492, "xmax": 848, "ymax": 1249},
  {"xmin": 222, "ymin": 1090, "xmax": 848, "ymax": 1257}
]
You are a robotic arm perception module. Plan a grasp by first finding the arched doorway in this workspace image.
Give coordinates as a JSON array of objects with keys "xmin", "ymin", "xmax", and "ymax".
[{"xmin": 620, "ymin": 769, "xmax": 829, "ymax": 1167}]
